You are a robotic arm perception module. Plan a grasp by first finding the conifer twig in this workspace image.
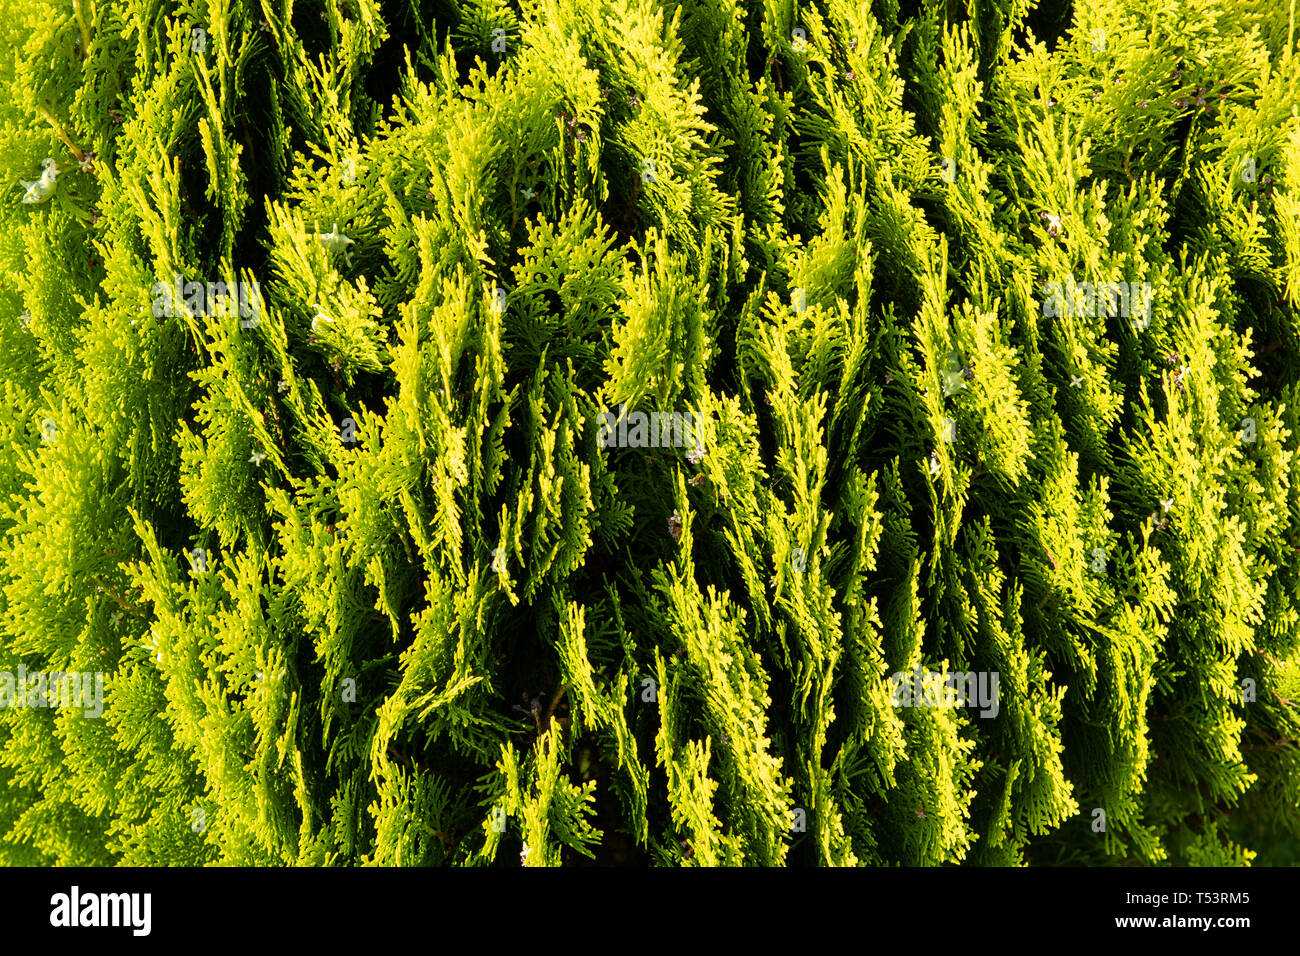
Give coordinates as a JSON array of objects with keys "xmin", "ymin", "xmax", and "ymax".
[
  {"xmin": 89, "ymin": 573, "xmax": 143, "ymax": 613},
  {"xmin": 416, "ymin": 821, "xmax": 460, "ymax": 847},
  {"xmin": 73, "ymin": 0, "xmax": 91, "ymax": 56},
  {"xmin": 40, "ymin": 108, "xmax": 85, "ymax": 164},
  {"xmin": 541, "ymin": 683, "xmax": 568, "ymax": 733}
]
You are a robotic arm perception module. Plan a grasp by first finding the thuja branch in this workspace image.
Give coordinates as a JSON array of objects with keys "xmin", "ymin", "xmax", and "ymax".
[
  {"xmin": 40, "ymin": 108, "xmax": 85, "ymax": 164},
  {"xmin": 541, "ymin": 683, "xmax": 568, "ymax": 734},
  {"xmin": 73, "ymin": 0, "xmax": 91, "ymax": 56},
  {"xmin": 89, "ymin": 574, "xmax": 144, "ymax": 613}
]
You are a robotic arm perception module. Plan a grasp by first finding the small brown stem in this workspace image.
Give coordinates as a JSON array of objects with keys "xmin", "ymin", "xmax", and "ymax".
[
  {"xmin": 40, "ymin": 109, "xmax": 85, "ymax": 164},
  {"xmin": 90, "ymin": 573, "xmax": 143, "ymax": 612},
  {"xmin": 386, "ymin": 743, "xmax": 415, "ymax": 771},
  {"xmin": 417, "ymin": 821, "xmax": 459, "ymax": 847},
  {"xmin": 542, "ymin": 683, "xmax": 568, "ymax": 734}
]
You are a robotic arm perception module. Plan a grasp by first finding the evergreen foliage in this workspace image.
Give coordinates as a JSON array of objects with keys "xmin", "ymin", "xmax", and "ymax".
[{"xmin": 1, "ymin": 0, "xmax": 1299, "ymax": 866}]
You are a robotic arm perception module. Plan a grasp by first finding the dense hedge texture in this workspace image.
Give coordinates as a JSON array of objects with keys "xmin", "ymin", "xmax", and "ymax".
[{"xmin": 1, "ymin": 0, "xmax": 1299, "ymax": 866}]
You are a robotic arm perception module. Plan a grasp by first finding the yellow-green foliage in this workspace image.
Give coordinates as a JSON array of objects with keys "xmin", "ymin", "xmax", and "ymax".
[{"xmin": 0, "ymin": 0, "xmax": 1298, "ymax": 867}]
